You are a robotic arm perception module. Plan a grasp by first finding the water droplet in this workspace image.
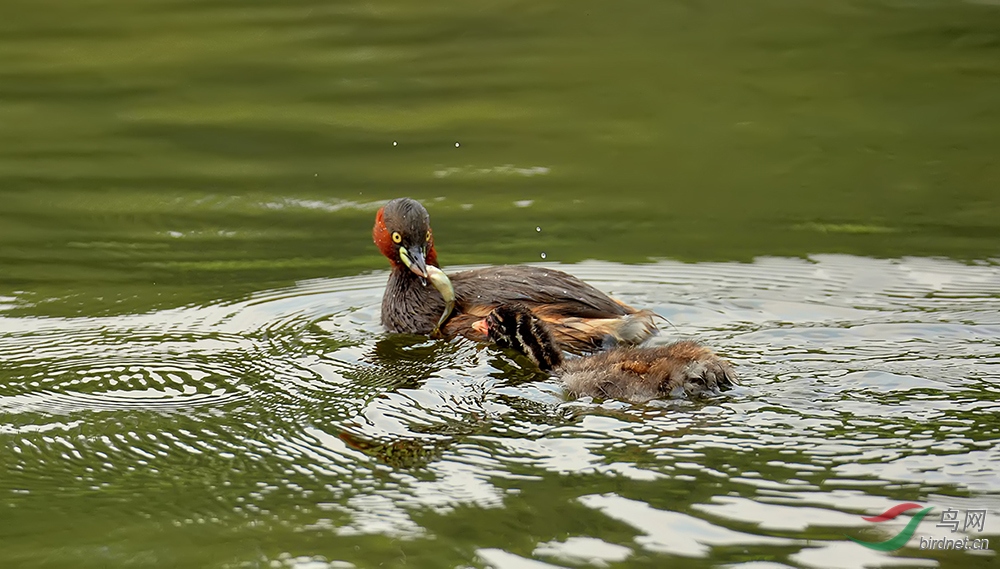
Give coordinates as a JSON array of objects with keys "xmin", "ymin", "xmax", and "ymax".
[{"xmin": 540, "ymin": 252, "xmax": 547, "ymax": 259}]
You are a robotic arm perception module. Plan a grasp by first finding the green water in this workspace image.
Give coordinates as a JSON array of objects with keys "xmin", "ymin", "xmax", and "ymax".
[{"xmin": 2, "ymin": 1, "xmax": 999, "ymax": 568}]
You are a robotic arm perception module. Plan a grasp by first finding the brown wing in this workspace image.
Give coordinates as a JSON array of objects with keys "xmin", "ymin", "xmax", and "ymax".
[
  {"xmin": 449, "ymin": 265, "xmax": 656, "ymax": 352},
  {"xmin": 450, "ymin": 265, "xmax": 635, "ymax": 318}
]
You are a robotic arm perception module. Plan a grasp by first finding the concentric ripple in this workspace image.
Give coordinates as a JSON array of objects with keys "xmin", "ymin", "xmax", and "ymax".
[{"xmin": 1, "ymin": 256, "xmax": 998, "ymax": 568}]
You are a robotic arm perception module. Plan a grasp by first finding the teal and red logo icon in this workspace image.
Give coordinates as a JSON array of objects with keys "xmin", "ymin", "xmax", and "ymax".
[{"xmin": 848, "ymin": 503, "xmax": 934, "ymax": 551}]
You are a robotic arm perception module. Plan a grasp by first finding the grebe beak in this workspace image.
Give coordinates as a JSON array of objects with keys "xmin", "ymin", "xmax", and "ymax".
[
  {"xmin": 471, "ymin": 319, "xmax": 489, "ymax": 336},
  {"xmin": 398, "ymin": 245, "xmax": 428, "ymax": 284}
]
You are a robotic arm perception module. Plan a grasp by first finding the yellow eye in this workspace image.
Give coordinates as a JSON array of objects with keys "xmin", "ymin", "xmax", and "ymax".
[
  {"xmin": 391, "ymin": 232, "xmax": 402, "ymax": 244},
  {"xmin": 425, "ymin": 230, "xmax": 431, "ymax": 242}
]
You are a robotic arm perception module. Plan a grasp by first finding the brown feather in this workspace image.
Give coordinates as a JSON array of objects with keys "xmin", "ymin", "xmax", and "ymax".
[{"xmin": 560, "ymin": 341, "xmax": 737, "ymax": 401}]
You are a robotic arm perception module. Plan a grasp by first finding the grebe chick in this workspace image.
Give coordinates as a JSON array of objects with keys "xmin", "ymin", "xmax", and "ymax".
[{"xmin": 479, "ymin": 305, "xmax": 737, "ymax": 402}]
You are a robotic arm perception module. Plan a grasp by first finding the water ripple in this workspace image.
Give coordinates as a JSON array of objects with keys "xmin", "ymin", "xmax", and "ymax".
[{"xmin": 2, "ymin": 256, "xmax": 998, "ymax": 567}]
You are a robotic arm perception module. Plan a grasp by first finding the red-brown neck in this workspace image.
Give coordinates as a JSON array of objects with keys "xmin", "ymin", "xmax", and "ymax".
[
  {"xmin": 372, "ymin": 208, "xmax": 399, "ymax": 266},
  {"xmin": 425, "ymin": 232, "xmax": 439, "ymax": 267}
]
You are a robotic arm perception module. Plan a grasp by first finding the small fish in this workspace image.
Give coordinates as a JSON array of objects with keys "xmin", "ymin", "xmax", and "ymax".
[{"xmin": 426, "ymin": 265, "xmax": 455, "ymax": 337}]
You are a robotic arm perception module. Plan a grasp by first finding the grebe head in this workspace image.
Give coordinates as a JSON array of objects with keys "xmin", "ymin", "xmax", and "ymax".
[{"xmin": 373, "ymin": 198, "xmax": 438, "ymax": 279}]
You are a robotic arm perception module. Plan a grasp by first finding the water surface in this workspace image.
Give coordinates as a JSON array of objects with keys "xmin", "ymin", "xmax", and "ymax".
[
  {"xmin": 3, "ymin": 257, "xmax": 999, "ymax": 568},
  {"xmin": 2, "ymin": 0, "xmax": 1000, "ymax": 567}
]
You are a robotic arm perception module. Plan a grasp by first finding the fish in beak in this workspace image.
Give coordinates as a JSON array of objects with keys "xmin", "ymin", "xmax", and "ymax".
[{"xmin": 425, "ymin": 265, "xmax": 455, "ymax": 337}]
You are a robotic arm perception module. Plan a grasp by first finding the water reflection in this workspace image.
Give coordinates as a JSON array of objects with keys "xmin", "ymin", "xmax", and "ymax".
[{"xmin": 1, "ymin": 256, "xmax": 998, "ymax": 567}]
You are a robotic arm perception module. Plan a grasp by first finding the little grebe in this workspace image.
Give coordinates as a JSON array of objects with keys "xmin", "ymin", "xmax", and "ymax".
[
  {"xmin": 374, "ymin": 198, "xmax": 656, "ymax": 352},
  {"xmin": 479, "ymin": 305, "xmax": 736, "ymax": 401}
]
